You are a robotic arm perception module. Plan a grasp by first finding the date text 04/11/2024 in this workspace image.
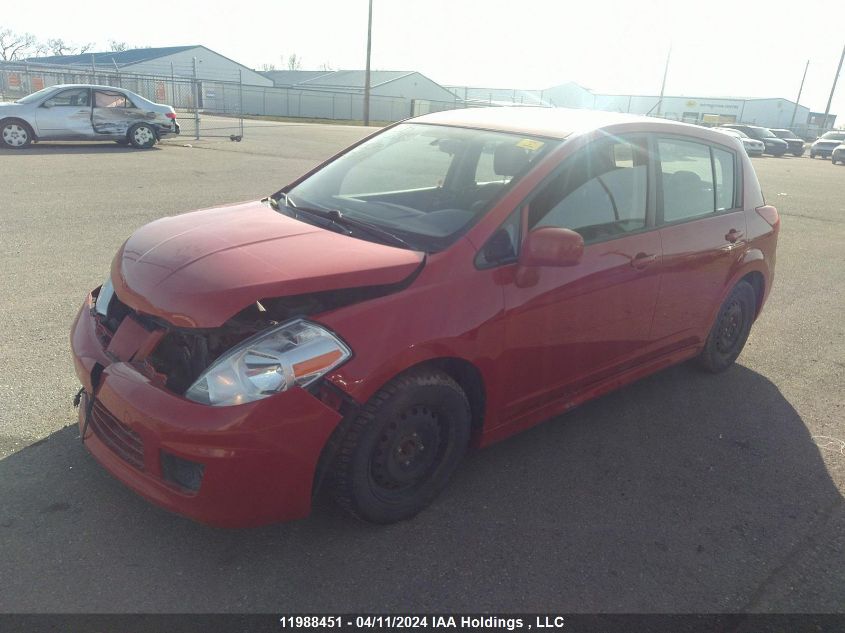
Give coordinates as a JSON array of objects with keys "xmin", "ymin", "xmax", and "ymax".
[{"xmin": 278, "ymin": 616, "xmax": 567, "ymax": 629}]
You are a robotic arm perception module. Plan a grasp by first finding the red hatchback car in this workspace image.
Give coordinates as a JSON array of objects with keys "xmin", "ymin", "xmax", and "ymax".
[{"xmin": 71, "ymin": 107, "xmax": 779, "ymax": 527}]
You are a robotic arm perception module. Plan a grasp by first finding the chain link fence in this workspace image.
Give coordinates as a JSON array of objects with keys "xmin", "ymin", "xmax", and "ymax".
[{"xmin": 0, "ymin": 61, "xmax": 498, "ymax": 139}]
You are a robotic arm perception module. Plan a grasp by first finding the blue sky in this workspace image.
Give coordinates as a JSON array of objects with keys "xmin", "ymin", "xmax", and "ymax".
[{"xmin": 7, "ymin": 0, "xmax": 845, "ymax": 115}]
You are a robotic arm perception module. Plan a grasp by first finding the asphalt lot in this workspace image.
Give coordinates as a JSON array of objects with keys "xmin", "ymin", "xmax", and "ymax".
[{"xmin": 0, "ymin": 118, "xmax": 843, "ymax": 612}]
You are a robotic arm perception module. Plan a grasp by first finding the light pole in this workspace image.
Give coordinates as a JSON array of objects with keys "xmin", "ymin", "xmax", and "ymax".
[
  {"xmin": 363, "ymin": 0, "xmax": 373, "ymax": 126},
  {"xmin": 821, "ymin": 43, "xmax": 845, "ymax": 131},
  {"xmin": 790, "ymin": 59, "xmax": 809, "ymax": 128}
]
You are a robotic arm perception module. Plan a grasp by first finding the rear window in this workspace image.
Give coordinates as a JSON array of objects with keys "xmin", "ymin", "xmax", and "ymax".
[{"xmin": 658, "ymin": 138, "xmax": 737, "ymax": 222}]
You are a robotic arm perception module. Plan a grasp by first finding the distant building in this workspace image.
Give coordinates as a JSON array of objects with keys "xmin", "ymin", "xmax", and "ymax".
[
  {"xmin": 28, "ymin": 45, "xmax": 272, "ymax": 86},
  {"xmin": 262, "ymin": 69, "xmax": 458, "ymax": 103},
  {"xmin": 448, "ymin": 80, "xmax": 834, "ymax": 133}
]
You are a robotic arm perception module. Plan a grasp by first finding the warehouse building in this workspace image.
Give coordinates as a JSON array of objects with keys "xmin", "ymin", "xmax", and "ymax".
[
  {"xmin": 262, "ymin": 69, "xmax": 458, "ymax": 103},
  {"xmin": 28, "ymin": 45, "xmax": 272, "ymax": 86}
]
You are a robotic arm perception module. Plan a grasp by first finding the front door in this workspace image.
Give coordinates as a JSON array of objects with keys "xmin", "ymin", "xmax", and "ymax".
[
  {"xmin": 499, "ymin": 134, "xmax": 662, "ymax": 422},
  {"xmin": 34, "ymin": 87, "xmax": 93, "ymax": 138}
]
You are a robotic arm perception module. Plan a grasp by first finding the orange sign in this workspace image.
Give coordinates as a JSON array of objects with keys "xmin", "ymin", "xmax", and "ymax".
[
  {"xmin": 32, "ymin": 76, "xmax": 44, "ymax": 90},
  {"xmin": 8, "ymin": 73, "xmax": 20, "ymax": 87},
  {"xmin": 155, "ymin": 82, "xmax": 166, "ymax": 102}
]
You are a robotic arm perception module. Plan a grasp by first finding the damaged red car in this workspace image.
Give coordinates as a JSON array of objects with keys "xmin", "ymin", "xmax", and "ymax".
[{"xmin": 71, "ymin": 107, "xmax": 779, "ymax": 527}]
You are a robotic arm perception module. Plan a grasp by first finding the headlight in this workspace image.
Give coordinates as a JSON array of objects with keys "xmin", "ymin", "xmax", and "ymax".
[
  {"xmin": 95, "ymin": 276, "xmax": 115, "ymax": 317},
  {"xmin": 185, "ymin": 319, "xmax": 351, "ymax": 406}
]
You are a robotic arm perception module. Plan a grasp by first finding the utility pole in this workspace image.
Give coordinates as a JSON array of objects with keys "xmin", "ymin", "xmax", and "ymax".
[
  {"xmin": 192, "ymin": 56, "xmax": 200, "ymax": 140},
  {"xmin": 790, "ymin": 59, "xmax": 809, "ymax": 128},
  {"xmin": 363, "ymin": 0, "xmax": 373, "ymax": 126},
  {"xmin": 821, "ymin": 43, "xmax": 845, "ymax": 131},
  {"xmin": 656, "ymin": 45, "xmax": 672, "ymax": 117}
]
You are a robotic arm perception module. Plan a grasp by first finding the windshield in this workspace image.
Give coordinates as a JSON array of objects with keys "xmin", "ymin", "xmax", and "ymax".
[
  {"xmin": 284, "ymin": 123, "xmax": 556, "ymax": 252},
  {"xmin": 756, "ymin": 128, "xmax": 777, "ymax": 138},
  {"xmin": 820, "ymin": 132, "xmax": 845, "ymax": 141},
  {"xmin": 15, "ymin": 86, "xmax": 57, "ymax": 104},
  {"xmin": 771, "ymin": 130, "xmax": 793, "ymax": 139},
  {"xmin": 718, "ymin": 128, "xmax": 746, "ymax": 138}
]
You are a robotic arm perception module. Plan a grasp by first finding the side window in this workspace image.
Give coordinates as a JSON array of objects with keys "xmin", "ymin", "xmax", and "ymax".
[
  {"xmin": 476, "ymin": 206, "xmax": 521, "ymax": 268},
  {"xmin": 94, "ymin": 91, "xmax": 131, "ymax": 108},
  {"xmin": 47, "ymin": 88, "xmax": 89, "ymax": 107},
  {"xmin": 658, "ymin": 139, "xmax": 714, "ymax": 222},
  {"xmin": 528, "ymin": 137, "xmax": 648, "ymax": 243},
  {"xmin": 712, "ymin": 147, "xmax": 736, "ymax": 211}
]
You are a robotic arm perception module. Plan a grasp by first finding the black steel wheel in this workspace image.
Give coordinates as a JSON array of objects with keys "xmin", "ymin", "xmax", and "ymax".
[
  {"xmin": 696, "ymin": 280, "xmax": 756, "ymax": 373},
  {"xmin": 331, "ymin": 369, "xmax": 471, "ymax": 523}
]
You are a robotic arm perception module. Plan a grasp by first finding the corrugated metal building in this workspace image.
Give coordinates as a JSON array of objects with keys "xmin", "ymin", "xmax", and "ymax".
[{"xmin": 262, "ymin": 69, "xmax": 458, "ymax": 103}]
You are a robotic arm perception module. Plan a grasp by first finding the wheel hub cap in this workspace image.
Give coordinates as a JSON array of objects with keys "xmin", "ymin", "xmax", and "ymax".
[{"xmin": 3, "ymin": 125, "xmax": 27, "ymax": 146}]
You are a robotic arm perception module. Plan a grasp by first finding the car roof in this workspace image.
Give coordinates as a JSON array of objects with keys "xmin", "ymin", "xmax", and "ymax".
[
  {"xmin": 44, "ymin": 83, "xmax": 139, "ymax": 93},
  {"xmin": 410, "ymin": 106, "xmax": 711, "ymax": 140}
]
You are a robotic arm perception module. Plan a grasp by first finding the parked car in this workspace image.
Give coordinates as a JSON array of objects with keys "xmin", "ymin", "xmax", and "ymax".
[
  {"xmin": 810, "ymin": 131, "xmax": 845, "ymax": 159},
  {"xmin": 714, "ymin": 127, "xmax": 765, "ymax": 156},
  {"xmin": 71, "ymin": 108, "xmax": 779, "ymax": 527},
  {"xmin": 721, "ymin": 124, "xmax": 789, "ymax": 156},
  {"xmin": 833, "ymin": 144, "xmax": 845, "ymax": 165},
  {"xmin": 769, "ymin": 128, "xmax": 805, "ymax": 156},
  {"xmin": 0, "ymin": 84, "xmax": 179, "ymax": 149}
]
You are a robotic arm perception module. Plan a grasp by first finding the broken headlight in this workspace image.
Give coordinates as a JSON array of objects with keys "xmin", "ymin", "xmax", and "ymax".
[{"xmin": 184, "ymin": 319, "xmax": 351, "ymax": 407}]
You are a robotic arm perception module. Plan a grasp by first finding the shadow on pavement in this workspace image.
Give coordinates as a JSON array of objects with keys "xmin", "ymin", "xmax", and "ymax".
[{"xmin": 0, "ymin": 363, "xmax": 842, "ymax": 612}]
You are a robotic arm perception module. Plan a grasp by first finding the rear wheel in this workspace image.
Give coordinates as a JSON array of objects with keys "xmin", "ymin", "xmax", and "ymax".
[
  {"xmin": 1, "ymin": 119, "xmax": 33, "ymax": 148},
  {"xmin": 331, "ymin": 369, "xmax": 471, "ymax": 523},
  {"xmin": 696, "ymin": 281, "xmax": 756, "ymax": 373},
  {"xmin": 128, "ymin": 123, "xmax": 156, "ymax": 149}
]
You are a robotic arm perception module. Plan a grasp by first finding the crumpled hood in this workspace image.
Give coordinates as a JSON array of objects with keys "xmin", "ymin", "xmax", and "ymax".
[{"xmin": 112, "ymin": 200, "xmax": 424, "ymax": 328}]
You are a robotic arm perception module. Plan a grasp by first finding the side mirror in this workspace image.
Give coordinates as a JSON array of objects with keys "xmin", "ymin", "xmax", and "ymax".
[
  {"xmin": 42, "ymin": 100, "xmax": 54, "ymax": 108},
  {"xmin": 519, "ymin": 227, "xmax": 584, "ymax": 268}
]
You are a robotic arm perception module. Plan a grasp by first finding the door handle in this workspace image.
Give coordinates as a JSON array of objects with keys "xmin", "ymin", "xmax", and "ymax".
[
  {"xmin": 631, "ymin": 252, "xmax": 657, "ymax": 269},
  {"xmin": 725, "ymin": 229, "xmax": 744, "ymax": 243}
]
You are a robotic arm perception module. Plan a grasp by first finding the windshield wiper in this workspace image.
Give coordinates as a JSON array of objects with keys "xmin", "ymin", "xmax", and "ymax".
[{"xmin": 286, "ymin": 197, "xmax": 414, "ymax": 250}]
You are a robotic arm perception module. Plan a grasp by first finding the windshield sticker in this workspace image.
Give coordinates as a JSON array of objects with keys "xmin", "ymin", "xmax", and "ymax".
[{"xmin": 516, "ymin": 139, "xmax": 544, "ymax": 151}]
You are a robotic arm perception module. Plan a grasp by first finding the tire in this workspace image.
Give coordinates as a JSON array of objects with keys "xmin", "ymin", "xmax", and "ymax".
[
  {"xmin": 1, "ymin": 119, "xmax": 34, "ymax": 149},
  {"xmin": 331, "ymin": 369, "xmax": 471, "ymax": 524},
  {"xmin": 128, "ymin": 123, "xmax": 157, "ymax": 149},
  {"xmin": 696, "ymin": 281, "xmax": 756, "ymax": 373}
]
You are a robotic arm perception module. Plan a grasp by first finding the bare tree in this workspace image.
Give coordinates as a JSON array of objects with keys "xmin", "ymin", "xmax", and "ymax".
[
  {"xmin": 44, "ymin": 38, "xmax": 94, "ymax": 56},
  {"xmin": 0, "ymin": 28, "xmax": 39, "ymax": 61},
  {"xmin": 319, "ymin": 62, "xmax": 333, "ymax": 71},
  {"xmin": 108, "ymin": 40, "xmax": 128, "ymax": 52},
  {"xmin": 287, "ymin": 54, "xmax": 302, "ymax": 71},
  {"xmin": 260, "ymin": 62, "xmax": 276, "ymax": 71}
]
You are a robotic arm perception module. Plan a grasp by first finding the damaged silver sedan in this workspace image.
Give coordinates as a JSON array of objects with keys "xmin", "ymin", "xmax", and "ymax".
[{"xmin": 0, "ymin": 84, "xmax": 179, "ymax": 149}]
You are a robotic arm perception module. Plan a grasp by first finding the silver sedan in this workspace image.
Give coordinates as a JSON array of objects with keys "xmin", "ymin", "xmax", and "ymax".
[{"xmin": 0, "ymin": 84, "xmax": 180, "ymax": 149}]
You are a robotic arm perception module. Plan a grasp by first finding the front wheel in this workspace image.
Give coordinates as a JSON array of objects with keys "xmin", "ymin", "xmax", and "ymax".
[
  {"xmin": 128, "ymin": 123, "xmax": 157, "ymax": 149},
  {"xmin": 696, "ymin": 281, "xmax": 756, "ymax": 373},
  {"xmin": 331, "ymin": 369, "xmax": 471, "ymax": 523},
  {"xmin": 1, "ymin": 119, "xmax": 33, "ymax": 148}
]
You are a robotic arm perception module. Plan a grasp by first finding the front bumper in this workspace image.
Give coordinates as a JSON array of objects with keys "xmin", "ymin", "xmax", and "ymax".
[
  {"xmin": 811, "ymin": 145, "xmax": 837, "ymax": 157},
  {"xmin": 762, "ymin": 143, "xmax": 787, "ymax": 156},
  {"xmin": 71, "ymin": 294, "xmax": 343, "ymax": 528}
]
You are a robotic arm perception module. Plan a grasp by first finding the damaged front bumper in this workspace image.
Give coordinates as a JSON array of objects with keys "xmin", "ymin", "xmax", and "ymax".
[{"xmin": 70, "ymin": 293, "xmax": 343, "ymax": 528}]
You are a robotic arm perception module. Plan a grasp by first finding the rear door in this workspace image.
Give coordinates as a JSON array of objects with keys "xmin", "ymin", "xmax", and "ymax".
[
  {"xmin": 92, "ymin": 89, "xmax": 146, "ymax": 136},
  {"xmin": 650, "ymin": 136, "xmax": 746, "ymax": 351},
  {"xmin": 499, "ymin": 134, "xmax": 663, "ymax": 420},
  {"xmin": 34, "ymin": 87, "xmax": 93, "ymax": 138}
]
